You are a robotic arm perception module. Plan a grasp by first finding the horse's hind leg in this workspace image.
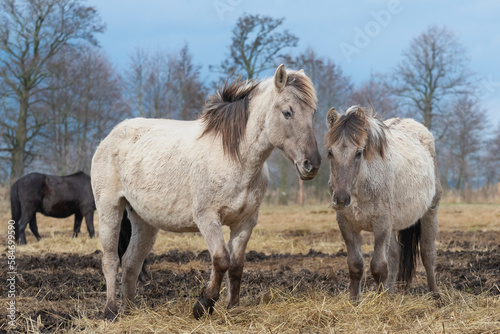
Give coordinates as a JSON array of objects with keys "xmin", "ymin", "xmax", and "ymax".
[
  {"xmin": 420, "ymin": 204, "xmax": 439, "ymax": 297},
  {"xmin": 73, "ymin": 213, "xmax": 83, "ymax": 238},
  {"xmin": 29, "ymin": 215, "xmax": 42, "ymax": 241},
  {"xmin": 84, "ymin": 211, "xmax": 95, "ymax": 238},
  {"xmin": 226, "ymin": 214, "xmax": 257, "ymax": 309},
  {"xmin": 193, "ymin": 215, "xmax": 230, "ymax": 319},
  {"xmin": 17, "ymin": 210, "xmax": 36, "ymax": 245},
  {"xmin": 98, "ymin": 198, "xmax": 126, "ymax": 320},
  {"xmin": 121, "ymin": 213, "xmax": 158, "ymax": 312}
]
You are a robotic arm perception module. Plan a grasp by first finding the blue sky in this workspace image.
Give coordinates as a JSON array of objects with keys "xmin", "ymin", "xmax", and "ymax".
[{"xmin": 87, "ymin": 0, "xmax": 500, "ymax": 126}]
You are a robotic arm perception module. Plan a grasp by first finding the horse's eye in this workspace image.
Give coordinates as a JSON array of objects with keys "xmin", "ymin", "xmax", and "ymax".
[
  {"xmin": 328, "ymin": 149, "xmax": 334, "ymax": 159},
  {"xmin": 355, "ymin": 150, "xmax": 363, "ymax": 159},
  {"xmin": 282, "ymin": 110, "xmax": 292, "ymax": 120}
]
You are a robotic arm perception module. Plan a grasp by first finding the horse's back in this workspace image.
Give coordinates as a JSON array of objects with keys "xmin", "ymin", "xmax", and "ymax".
[
  {"xmin": 385, "ymin": 118, "xmax": 437, "ymax": 158},
  {"xmin": 91, "ymin": 118, "xmax": 205, "ymax": 230},
  {"xmin": 384, "ymin": 118, "xmax": 437, "ymax": 229},
  {"xmin": 12, "ymin": 173, "xmax": 46, "ymax": 204}
]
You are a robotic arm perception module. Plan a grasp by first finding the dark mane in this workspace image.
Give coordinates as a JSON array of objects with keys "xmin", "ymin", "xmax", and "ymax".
[
  {"xmin": 200, "ymin": 78, "xmax": 259, "ymax": 161},
  {"xmin": 326, "ymin": 106, "xmax": 388, "ymax": 160}
]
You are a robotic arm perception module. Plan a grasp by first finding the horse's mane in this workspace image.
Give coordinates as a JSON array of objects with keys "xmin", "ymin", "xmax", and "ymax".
[
  {"xmin": 326, "ymin": 106, "xmax": 388, "ymax": 160},
  {"xmin": 200, "ymin": 72, "xmax": 317, "ymax": 161},
  {"xmin": 200, "ymin": 78, "xmax": 259, "ymax": 161}
]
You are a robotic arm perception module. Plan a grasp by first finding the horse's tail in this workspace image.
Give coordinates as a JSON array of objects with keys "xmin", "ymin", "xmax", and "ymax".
[
  {"xmin": 397, "ymin": 220, "xmax": 421, "ymax": 288},
  {"xmin": 10, "ymin": 181, "xmax": 21, "ymax": 241},
  {"xmin": 118, "ymin": 210, "xmax": 149, "ymax": 282}
]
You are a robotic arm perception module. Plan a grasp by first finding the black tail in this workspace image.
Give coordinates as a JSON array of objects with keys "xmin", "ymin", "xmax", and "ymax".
[
  {"xmin": 397, "ymin": 220, "xmax": 421, "ymax": 287},
  {"xmin": 118, "ymin": 210, "xmax": 149, "ymax": 282},
  {"xmin": 10, "ymin": 182, "xmax": 21, "ymax": 241}
]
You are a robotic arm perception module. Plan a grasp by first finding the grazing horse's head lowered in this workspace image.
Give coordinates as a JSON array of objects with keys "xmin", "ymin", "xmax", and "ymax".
[{"xmin": 325, "ymin": 106, "xmax": 388, "ymax": 209}]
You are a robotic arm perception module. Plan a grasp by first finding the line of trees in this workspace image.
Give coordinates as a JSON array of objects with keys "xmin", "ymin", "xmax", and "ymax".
[{"xmin": 1, "ymin": 1, "xmax": 499, "ymax": 203}]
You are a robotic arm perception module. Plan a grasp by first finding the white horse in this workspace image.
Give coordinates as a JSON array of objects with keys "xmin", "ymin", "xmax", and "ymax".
[
  {"xmin": 91, "ymin": 64, "xmax": 321, "ymax": 320},
  {"xmin": 325, "ymin": 106, "xmax": 441, "ymax": 301}
]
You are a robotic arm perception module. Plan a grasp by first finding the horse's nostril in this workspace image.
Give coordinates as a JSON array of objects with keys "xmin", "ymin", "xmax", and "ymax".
[
  {"xmin": 303, "ymin": 159, "xmax": 313, "ymax": 173},
  {"xmin": 345, "ymin": 196, "xmax": 351, "ymax": 207}
]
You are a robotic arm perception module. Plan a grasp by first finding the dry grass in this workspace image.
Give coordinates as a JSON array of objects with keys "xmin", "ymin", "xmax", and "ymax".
[{"xmin": 1, "ymin": 203, "xmax": 500, "ymax": 333}]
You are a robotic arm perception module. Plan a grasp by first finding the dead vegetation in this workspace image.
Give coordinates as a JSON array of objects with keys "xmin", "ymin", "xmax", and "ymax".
[{"xmin": 1, "ymin": 204, "xmax": 499, "ymax": 333}]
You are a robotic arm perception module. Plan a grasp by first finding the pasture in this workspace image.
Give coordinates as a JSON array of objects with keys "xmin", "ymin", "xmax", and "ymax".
[{"xmin": 1, "ymin": 202, "xmax": 499, "ymax": 333}]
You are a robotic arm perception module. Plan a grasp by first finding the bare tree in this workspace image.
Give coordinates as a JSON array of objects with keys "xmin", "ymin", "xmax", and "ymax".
[
  {"xmin": 125, "ymin": 44, "xmax": 206, "ymax": 120},
  {"xmin": 351, "ymin": 73, "xmax": 398, "ymax": 119},
  {"xmin": 211, "ymin": 13, "xmax": 298, "ymax": 79},
  {"xmin": 143, "ymin": 49, "xmax": 171, "ymax": 118},
  {"xmin": 439, "ymin": 94, "xmax": 487, "ymax": 191},
  {"xmin": 391, "ymin": 26, "xmax": 471, "ymax": 132},
  {"xmin": 0, "ymin": 0, "xmax": 105, "ymax": 180},
  {"xmin": 126, "ymin": 47, "xmax": 148, "ymax": 117},
  {"xmin": 483, "ymin": 122, "xmax": 500, "ymax": 185},
  {"xmin": 36, "ymin": 46, "xmax": 127, "ymax": 174},
  {"xmin": 168, "ymin": 44, "xmax": 207, "ymax": 120}
]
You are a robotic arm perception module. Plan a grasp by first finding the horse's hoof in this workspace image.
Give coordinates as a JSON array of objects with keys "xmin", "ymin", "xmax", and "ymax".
[
  {"xmin": 431, "ymin": 291, "xmax": 440, "ymax": 300},
  {"xmin": 104, "ymin": 307, "xmax": 118, "ymax": 321},
  {"xmin": 193, "ymin": 297, "xmax": 215, "ymax": 320}
]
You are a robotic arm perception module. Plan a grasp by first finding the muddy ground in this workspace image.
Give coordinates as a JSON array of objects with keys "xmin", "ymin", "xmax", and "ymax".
[{"xmin": 1, "ymin": 230, "xmax": 499, "ymax": 333}]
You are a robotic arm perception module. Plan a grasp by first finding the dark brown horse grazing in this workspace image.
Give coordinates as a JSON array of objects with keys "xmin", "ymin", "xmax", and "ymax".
[{"xmin": 11, "ymin": 172, "xmax": 96, "ymax": 245}]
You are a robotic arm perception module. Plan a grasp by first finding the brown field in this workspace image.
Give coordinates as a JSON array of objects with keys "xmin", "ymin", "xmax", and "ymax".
[{"xmin": 0, "ymin": 203, "xmax": 499, "ymax": 333}]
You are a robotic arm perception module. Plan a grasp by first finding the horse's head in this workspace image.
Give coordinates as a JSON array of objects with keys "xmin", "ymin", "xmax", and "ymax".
[
  {"xmin": 265, "ymin": 64, "xmax": 321, "ymax": 180},
  {"xmin": 325, "ymin": 106, "xmax": 388, "ymax": 209}
]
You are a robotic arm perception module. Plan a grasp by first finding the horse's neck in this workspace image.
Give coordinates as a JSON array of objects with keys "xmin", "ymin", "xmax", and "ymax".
[{"xmin": 236, "ymin": 86, "xmax": 274, "ymax": 180}]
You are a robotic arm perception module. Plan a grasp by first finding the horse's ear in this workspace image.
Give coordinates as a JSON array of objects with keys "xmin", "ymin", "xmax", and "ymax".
[
  {"xmin": 355, "ymin": 106, "xmax": 366, "ymax": 122},
  {"xmin": 327, "ymin": 107, "xmax": 338, "ymax": 129},
  {"xmin": 274, "ymin": 64, "xmax": 287, "ymax": 92},
  {"xmin": 298, "ymin": 69, "xmax": 305, "ymax": 74}
]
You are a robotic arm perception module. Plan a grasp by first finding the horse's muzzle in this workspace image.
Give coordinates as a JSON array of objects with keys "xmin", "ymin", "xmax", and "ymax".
[
  {"xmin": 331, "ymin": 190, "xmax": 351, "ymax": 209},
  {"xmin": 295, "ymin": 159, "xmax": 320, "ymax": 180}
]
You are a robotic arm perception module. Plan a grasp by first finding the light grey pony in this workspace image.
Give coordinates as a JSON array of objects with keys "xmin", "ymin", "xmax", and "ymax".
[
  {"xmin": 325, "ymin": 106, "xmax": 441, "ymax": 301},
  {"xmin": 91, "ymin": 64, "xmax": 321, "ymax": 320}
]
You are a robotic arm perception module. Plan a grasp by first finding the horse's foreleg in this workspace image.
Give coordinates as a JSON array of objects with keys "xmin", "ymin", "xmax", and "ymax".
[
  {"xmin": 29, "ymin": 215, "xmax": 42, "ymax": 241},
  {"xmin": 73, "ymin": 214, "xmax": 83, "ymax": 238},
  {"xmin": 193, "ymin": 218, "xmax": 229, "ymax": 319},
  {"xmin": 420, "ymin": 205, "xmax": 439, "ymax": 298},
  {"xmin": 121, "ymin": 217, "xmax": 158, "ymax": 312},
  {"xmin": 84, "ymin": 211, "xmax": 95, "ymax": 238},
  {"xmin": 338, "ymin": 215, "xmax": 364, "ymax": 302},
  {"xmin": 371, "ymin": 220, "xmax": 392, "ymax": 291},
  {"xmin": 387, "ymin": 232, "xmax": 401, "ymax": 292},
  {"xmin": 226, "ymin": 214, "xmax": 257, "ymax": 309},
  {"xmin": 98, "ymin": 201, "xmax": 125, "ymax": 321}
]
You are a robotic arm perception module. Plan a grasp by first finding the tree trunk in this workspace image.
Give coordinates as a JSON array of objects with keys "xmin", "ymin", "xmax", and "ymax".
[
  {"xmin": 465, "ymin": 181, "xmax": 470, "ymax": 204},
  {"xmin": 11, "ymin": 92, "xmax": 29, "ymax": 180},
  {"xmin": 423, "ymin": 102, "xmax": 432, "ymax": 130}
]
